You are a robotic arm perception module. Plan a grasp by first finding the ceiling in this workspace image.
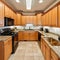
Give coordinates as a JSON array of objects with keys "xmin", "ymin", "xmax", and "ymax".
[{"xmin": 4, "ymin": 0, "xmax": 57, "ymax": 15}]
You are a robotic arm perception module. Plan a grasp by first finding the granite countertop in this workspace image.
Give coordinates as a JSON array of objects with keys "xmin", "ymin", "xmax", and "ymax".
[
  {"xmin": 0, "ymin": 36, "xmax": 11, "ymax": 42},
  {"xmin": 42, "ymin": 37, "xmax": 60, "ymax": 57}
]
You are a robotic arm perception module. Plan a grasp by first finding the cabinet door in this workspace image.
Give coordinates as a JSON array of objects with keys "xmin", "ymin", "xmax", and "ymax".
[
  {"xmin": 16, "ymin": 13, "xmax": 22, "ymax": 25},
  {"xmin": 36, "ymin": 14, "xmax": 42, "ymax": 25},
  {"xmin": 48, "ymin": 10, "xmax": 52, "ymax": 26},
  {"xmin": 29, "ymin": 31, "xmax": 38, "ymax": 41},
  {"xmin": 58, "ymin": 4, "xmax": 60, "ymax": 27},
  {"xmin": 23, "ymin": 31, "xmax": 29, "ymax": 40},
  {"xmin": 4, "ymin": 38, "xmax": 12, "ymax": 60},
  {"xmin": 0, "ymin": 1, "xmax": 4, "ymax": 26},
  {"xmin": 51, "ymin": 50, "xmax": 59, "ymax": 60},
  {"xmin": 51, "ymin": 6, "xmax": 57, "ymax": 27},
  {"xmin": 45, "ymin": 44, "xmax": 51, "ymax": 60},
  {"xmin": 18, "ymin": 31, "xmax": 24, "ymax": 41}
]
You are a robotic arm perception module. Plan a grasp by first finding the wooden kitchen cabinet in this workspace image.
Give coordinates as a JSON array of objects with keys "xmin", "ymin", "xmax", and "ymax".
[
  {"xmin": 48, "ymin": 10, "xmax": 52, "ymax": 26},
  {"xmin": 0, "ymin": 1, "xmax": 4, "ymax": 26},
  {"xmin": 23, "ymin": 31, "xmax": 29, "ymax": 40},
  {"xmin": 36, "ymin": 13, "xmax": 42, "ymax": 25},
  {"xmin": 58, "ymin": 4, "xmax": 60, "ymax": 27},
  {"xmin": 18, "ymin": 31, "xmax": 38, "ymax": 41},
  {"xmin": 41, "ymin": 39, "xmax": 46, "ymax": 58},
  {"xmin": 4, "ymin": 5, "xmax": 9, "ymax": 17},
  {"xmin": 29, "ymin": 31, "xmax": 38, "ymax": 40},
  {"xmin": 45, "ymin": 41, "xmax": 51, "ymax": 60},
  {"xmin": 16, "ymin": 13, "xmax": 22, "ymax": 25},
  {"xmin": 51, "ymin": 6, "xmax": 58, "ymax": 27},
  {"xmin": 21, "ymin": 16, "xmax": 37, "ymax": 26},
  {"xmin": 51, "ymin": 49, "xmax": 59, "ymax": 60},
  {"xmin": 41, "ymin": 37, "xmax": 60, "ymax": 60},
  {"xmin": 41, "ymin": 37, "xmax": 51, "ymax": 60},
  {"xmin": 41, "ymin": 15, "xmax": 46, "ymax": 26},
  {"xmin": 0, "ymin": 37, "xmax": 12, "ymax": 60},
  {"xmin": 18, "ymin": 31, "xmax": 24, "ymax": 41}
]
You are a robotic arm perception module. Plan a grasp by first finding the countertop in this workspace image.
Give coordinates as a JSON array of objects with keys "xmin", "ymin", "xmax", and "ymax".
[
  {"xmin": 1, "ymin": 29, "xmax": 60, "ymax": 57},
  {"xmin": 0, "ymin": 36, "xmax": 11, "ymax": 42},
  {"xmin": 42, "ymin": 37, "xmax": 60, "ymax": 57}
]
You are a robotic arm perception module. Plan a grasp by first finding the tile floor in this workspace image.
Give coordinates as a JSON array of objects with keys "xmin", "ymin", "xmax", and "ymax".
[{"xmin": 9, "ymin": 41, "xmax": 44, "ymax": 60}]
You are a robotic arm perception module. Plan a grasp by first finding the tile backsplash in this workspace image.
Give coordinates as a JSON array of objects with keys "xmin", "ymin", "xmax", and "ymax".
[
  {"xmin": 44, "ymin": 26, "xmax": 60, "ymax": 35},
  {"xmin": 0, "ymin": 26, "xmax": 60, "ymax": 35}
]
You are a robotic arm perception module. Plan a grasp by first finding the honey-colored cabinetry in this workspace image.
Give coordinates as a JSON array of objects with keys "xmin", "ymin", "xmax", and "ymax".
[
  {"xmin": 41, "ymin": 37, "xmax": 60, "ymax": 60},
  {"xmin": 58, "ymin": 4, "xmax": 60, "ymax": 27},
  {"xmin": 18, "ymin": 31, "xmax": 24, "ymax": 41},
  {"xmin": 18, "ymin": 31, "xmax": 38, "ymax": 41},
  {"xmin": 45, "ymin": 41, "xmax": 51, "ymax": 60},
  {"xmin": 41, "ymin": 15, "xmax": 46, "ymax": 26},
  {"xmin": 41, "ymin": 6, "xmax": 58, "ymax": 27},
  {"xmin": 21, "ymin": 16, "xmax": 37, "ymax": 25},
  {"xmin": 29, "ymin": 31, "xmax": 38, "ymax": 40},
  {"xmin": 48, "ymin": 10, "xmax": 52, "ymax": 26},
  {"xmin": 51, "ymin": 6, "xmax": 57, "ymax": 27},
  {"xmin": 4, "ymin": 5, "xmax": 9, "ymax": 17},
  {"xmin": 0, "ymin": 37, "xmax": 12, "ymax": 60},
  {"xmin": 0, "ymin": 1, "xmax": 4, "ymax": 26},
  {"xmin": 36, "ymin": 14, "xmax": 42, "ymax": 25},
  {"xmin": 16, "ymin": 13, "xmax": 22, "ymax": 25},
  {"xmin": 51, "ymin": 49, "xmax": 59, "ymax": 60},
  {"xmin": 45, "ymin": 13, "xmax": 49, "ymax": 26},
  {"xmin": 41, "ymin": 39, "xmax": 46, "ymax": 58}
]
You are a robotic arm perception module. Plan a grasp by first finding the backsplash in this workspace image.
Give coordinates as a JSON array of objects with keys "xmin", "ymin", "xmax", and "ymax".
[
  {"xmin": 44, "ymin": 26, "xmax": 60, "ymax": 35},
  {"xmin": 0, "ymin": 26, "xmax": 60, "ymax": 35}
]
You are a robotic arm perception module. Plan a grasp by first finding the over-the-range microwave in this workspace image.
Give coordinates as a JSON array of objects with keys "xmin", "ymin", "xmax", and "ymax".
[{"xmin": 4, "ymin": 17, "xmax": 14, "ymax": 26}]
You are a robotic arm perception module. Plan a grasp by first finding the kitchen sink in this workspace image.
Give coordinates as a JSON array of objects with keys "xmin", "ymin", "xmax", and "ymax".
[{"xmin": 47, "ymin": 38, "xmax": 60, "ymax": 46}]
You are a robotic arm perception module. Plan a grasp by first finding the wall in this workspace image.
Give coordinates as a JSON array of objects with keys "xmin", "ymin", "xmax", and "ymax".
[{"xmin": 43, "ymin": 26, "xmax": 60, "ymax": 35}]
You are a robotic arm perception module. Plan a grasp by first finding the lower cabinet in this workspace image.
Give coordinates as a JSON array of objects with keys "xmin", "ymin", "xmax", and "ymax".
[
  {"xmin": 51, "ymin": 49, "xmax": 59, "ymax": 60},
  {"xmin": 0, "ymin": 37, "xmax": 12, "ymax": 60},
  {"xmin": 18, "ymin": 31, "xmax": 38, "ymax": 41},
  {"xmin": 41, "ymin": 37, "xmax": 60, "ymax": 60},
  {"xmin": 18, "ymin": 31, "xmax": 24, "ymax": 40}
]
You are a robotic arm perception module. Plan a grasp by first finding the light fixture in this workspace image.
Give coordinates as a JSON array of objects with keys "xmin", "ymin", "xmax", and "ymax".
[
  {"xmin": 39, "ymin": 0, "xmax": 43, "ymax": 3},
  {"xmin": 26, "ymin": 0, "xmax": 32, "ymax": 10},
  {"xmin": 16, "ymin": 0, "xmax": 20, "ymax": 3}
]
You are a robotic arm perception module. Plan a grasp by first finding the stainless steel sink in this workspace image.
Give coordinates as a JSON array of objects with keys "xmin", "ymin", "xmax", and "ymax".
[{"xmin": 47, "ymin": 38, "xmax": 60, "ymax": 46}]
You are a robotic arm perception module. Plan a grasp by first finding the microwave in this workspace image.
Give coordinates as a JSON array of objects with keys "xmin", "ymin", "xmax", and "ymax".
[{"xmin": 4, "ymin": 17, "xmax": 14, "ymax": 26}]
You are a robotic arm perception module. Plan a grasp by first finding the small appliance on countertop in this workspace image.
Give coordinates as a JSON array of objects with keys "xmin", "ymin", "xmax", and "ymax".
[
  {"xmin": 44, "ymin": 28, "xmax": 49, "ymax": 33},
  {"xmin": 40, "ymin": 27, "xmax": 43, "ymax": 31},
  {"xmin": 58, "ymin": 36, "xmax": 60, "ymax": 41}
]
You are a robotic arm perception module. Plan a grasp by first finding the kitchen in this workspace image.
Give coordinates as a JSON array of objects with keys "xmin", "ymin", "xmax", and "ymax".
[{"xmin": 0, "ymin": 0, "xmax": 60, "ymax": 60}]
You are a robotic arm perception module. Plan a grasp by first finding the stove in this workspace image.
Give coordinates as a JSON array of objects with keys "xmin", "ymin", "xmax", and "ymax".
[{"xmin": 0, "ymin": 28, "xmax": 18, "ymax": 54}]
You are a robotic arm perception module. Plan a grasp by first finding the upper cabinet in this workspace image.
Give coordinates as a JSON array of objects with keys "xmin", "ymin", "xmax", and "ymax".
[
  {"xmin": 58, "ymin": 4, "xmax": 60, "ymax": 27},
  {"xmin": 21, "ymin": 16, "xmax": 37, "ymax": 26},
  {"xmin": 5, "ymin": 5, "xmax": 15, "ymax": 19},
  {"xmin": 16, "ymin": 13, "xmax": 22, "ymax": 25},
  {"xmin": 36, "ymin": 14, "xmax": 42, "ymax": 25},
  {"xmin": 51, "ymin": 6, "xmax": 57, "ymax": 27},
  {"xmin": 0, "ymin": 1, "xmax": 4, "ymax": 26},
  {"xmin": 41, "ymin": 6, "xmax": 58, "ymax": 27},
  {"xmin": 41, "ymin": 14, "xmax": 46, "ymax": 26}
]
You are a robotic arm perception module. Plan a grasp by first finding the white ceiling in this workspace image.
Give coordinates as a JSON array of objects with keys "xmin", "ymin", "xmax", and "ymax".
[{"xmin": 4, "ymin": 0, "xmax": 57, "ymax": 15}]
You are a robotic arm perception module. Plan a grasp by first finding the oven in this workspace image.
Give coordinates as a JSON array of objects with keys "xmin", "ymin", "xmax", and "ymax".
[
  {"xmin": 0, "ymin": 28, "xmax": 18, "ymax": 54},
  {"xmin": 12, "ymin": 32, "xmax": 18, "ymax": 53}
]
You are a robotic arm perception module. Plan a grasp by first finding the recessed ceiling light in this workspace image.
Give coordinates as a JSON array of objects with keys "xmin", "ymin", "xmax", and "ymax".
[
  {"xmin": 39, "ymin": 0, "xmax": 43, "ymax": 3},
  {"xmin": 16, "ymin": 0, "xmax": 20, "ymax": 3},
  {"xmin": 26, "ymin": 0, "xmax": 32, "ymax": 10}
]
